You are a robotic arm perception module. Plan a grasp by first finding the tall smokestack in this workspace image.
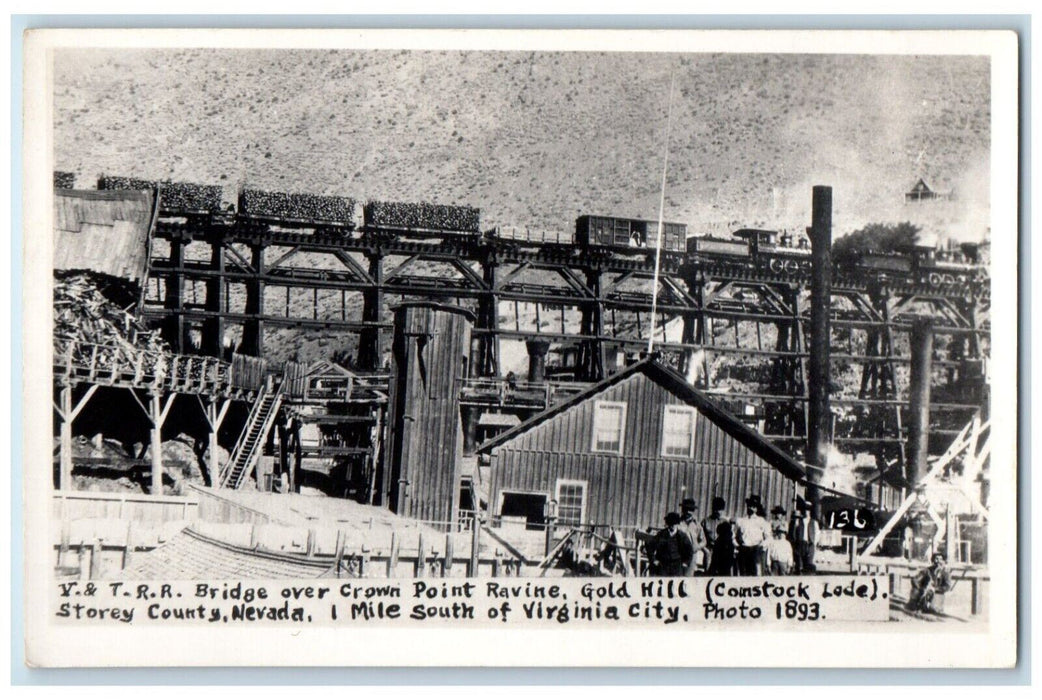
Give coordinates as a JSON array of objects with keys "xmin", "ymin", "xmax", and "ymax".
[
  {"xmin": 805, "ymin": 185, "xmax": 833, "ymax": 515},
  {"xmin": 906, "ymin": 317, "xmax": 934, "ymax": 485}
]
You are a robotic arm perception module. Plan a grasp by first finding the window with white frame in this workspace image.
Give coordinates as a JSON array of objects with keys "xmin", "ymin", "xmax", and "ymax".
[
  {"xmin": 556, "ymin": 480, "xmax": 587, "ymax": 527},
  {"xmin": 591, "ymin": 401, "xmax": 626, "ymax": 453},
  {"xmin": 662, "ymin": 405, "xmax": 697, "ymax": 457}
]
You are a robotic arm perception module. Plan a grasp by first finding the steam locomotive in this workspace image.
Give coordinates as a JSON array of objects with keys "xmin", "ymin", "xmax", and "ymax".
[
  {"xmin": 843, "ymin": 244, "xmax": 985, "ymax": 286},
  {"xmin": 685, "ymin": 228, "xmax": 814, "ymax": 275}
]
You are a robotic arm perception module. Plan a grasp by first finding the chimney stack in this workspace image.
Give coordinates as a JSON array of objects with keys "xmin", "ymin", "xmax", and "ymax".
[
  {"xmin": 805, "ymin": 186, "xmax": 833, "ymax": 516},
  {"xmin": 526, "ymin": 339, "xmax": 551, "ymax": 383},
  {"xmin": 906, "ymin": 317, "xmax": 935, "ymax": 485}
]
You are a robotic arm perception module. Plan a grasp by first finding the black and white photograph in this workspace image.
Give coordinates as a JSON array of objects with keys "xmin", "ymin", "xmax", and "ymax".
[{"xmin": 20, "ymin": 28, "xmax": 1019, "ymax": 668}]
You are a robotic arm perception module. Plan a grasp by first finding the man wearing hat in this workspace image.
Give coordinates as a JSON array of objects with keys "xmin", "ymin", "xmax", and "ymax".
[
  {"xmin": 678, "ymin": 497, "xmax": 709, "ymax": 575},
  {"xmin": 651, "ymin": 512, "xmax": 694, "ymax": 576},
  {"xmin": 703, "ymin": 497, "xmax": 732, "ymax": 575},
  {"xmin": 734, "ymin": 495, "xmax": 772, "ymax": 575},
  {"xmin": 788, "ymin": 496, "xmax": 820, "ymax": 575},
  {"xmin": 906, "ymin": 552, "xmax": 953, "ymax": 614}
]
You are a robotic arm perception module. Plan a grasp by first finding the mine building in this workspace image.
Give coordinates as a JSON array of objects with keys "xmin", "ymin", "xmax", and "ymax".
[
  {"xmin": 905, "ymin": 178, "xmax": 955, "ymax": 202},
  {"xmin": 477, "ymin": 356, "xmax": 806, "ymax": 532}
]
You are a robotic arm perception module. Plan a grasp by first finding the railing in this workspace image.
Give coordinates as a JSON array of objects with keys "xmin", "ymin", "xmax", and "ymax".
[
  {"xmin": 460, "ymin": 377, "xmax": 588, "ymax": 408},
  {"xmin": 54, "ymin": 336, "xmax": 232, "ymax": 394},
  {"xmin": 305, "ymin": 373, "xmax": 391, "ymax": 401}
]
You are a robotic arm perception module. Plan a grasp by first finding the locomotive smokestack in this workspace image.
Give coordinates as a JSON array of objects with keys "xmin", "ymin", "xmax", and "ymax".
[
  {"xmin": 906, "ymin": 317, "xmax": 934, "ymax": 486},
  {"xmin": 805, "ymin": 185, "xmax": 833, "ymax": 516}
]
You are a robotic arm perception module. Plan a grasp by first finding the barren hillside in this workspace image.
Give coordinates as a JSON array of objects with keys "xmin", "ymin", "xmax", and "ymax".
[{"xmin": 53, "ymin": 49, "xmax": 990, "ymax": 238}]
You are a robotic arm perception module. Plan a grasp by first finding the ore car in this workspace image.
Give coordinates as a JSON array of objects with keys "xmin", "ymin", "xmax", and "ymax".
[
  {"xmin": 364, "ymin": 200, "xmax": 481, "ymax": 234},
  {"xmin": 576, "ymin": 215, "xmax": 687, "ymax": 253}
]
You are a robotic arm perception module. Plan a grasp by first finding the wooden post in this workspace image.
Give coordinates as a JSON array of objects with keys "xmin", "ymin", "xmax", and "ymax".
[
  {"xmin": 58, "ymin": 385, "xmax": 73, "ymax": 490},
  {"xmin": 77, "ymin": 544, "xmax": 88, "ymax": 580},
  {"xmin": 149, "ymin": 393, "xmax": 163, "ymax": 495},
  {"xmin": 416, "ymin": 532, "xmax": 426, "ymax": 578},
  {"xmin": 388, "ymin": 530, "xmax": 400, "ymax": 577},
  {"xmin": 971, "ymin": 577, "xmax": 983, "ymax": 616},
  {"xmin": 946, "ymin": 509, "xmax": 958, "ymax": 564},
  {"xmin": 291, "ymin": 419, "xmax": 302, "ymax": 494},
  {"xmin": 306, "ymin": 528, "xmax": 316, "ymax": 557},
  {"xmin": 334, "ymin": 530, "xmax": 344, "ymax": 578},
  {"xmin": 468, "ymin": 519, "xmax": 481, "ymax": 578},
  {"xmin": 359, "ymin": 545, "xmax": 370, "ymax": 578},
  {"xmin": 89, "ymin": 538, "xmax": 102, "ymax": 579},
  {"xmin": 203, "ymin": 398, "xmax": 231, "ymax": 488},
  {"xmin": 57, "ymin": 520, "xmax": 70, "ymax": 568},
  {"xmin": 442, "ymin": 533, "xmax": 454, "ymax": 577},
  {"xmin": 122, "ymin": 522, "xmax": 134, "ymax": 571}
]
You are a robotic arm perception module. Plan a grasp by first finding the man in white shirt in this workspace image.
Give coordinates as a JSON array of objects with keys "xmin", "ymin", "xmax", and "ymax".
[
  {"xmin": 734, "ymin": 495, "xmax": 771, "ymax": 575},
  {"xmin": 767, "ymin": 526, "xmax": 795, "ymax": 575}
]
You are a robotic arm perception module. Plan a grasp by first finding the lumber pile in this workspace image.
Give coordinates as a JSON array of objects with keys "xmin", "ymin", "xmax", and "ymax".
[
  {"xmin": 53, "ymin": 273, "xmax": 168, "ymax": 371},
  {"xmin": 98, "ymin": 175, "xmax": 222, "ymax": 213},
  {"xmin": 364, "ymin": 200, "xmax": 480, "ymax": 233},
  {"xmin": 54, "ymin": 171, "xmax": 76, "ymax": 189},
  {"xmin": 239, "ymin": 188, "xmax": 356, "ymax": 226}
]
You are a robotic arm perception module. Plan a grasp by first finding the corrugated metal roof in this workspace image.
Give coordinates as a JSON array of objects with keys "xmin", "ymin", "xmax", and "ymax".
[
  {"xmin": 54, "ymin": 189, "xmax": 155, "ymax": 283},
  {"xmin": 478, "ymin": 356, "xmax": 806, "ymax": 481},
  {"xmin": 122, "ymin": 528, "xmax": 336, "ymax": 579}
]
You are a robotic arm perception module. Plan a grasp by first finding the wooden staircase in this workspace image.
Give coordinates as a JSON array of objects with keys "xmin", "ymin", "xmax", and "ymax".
[{"xmin": 219, "ymin": 380, "xmax": 285, "ymax": 489}]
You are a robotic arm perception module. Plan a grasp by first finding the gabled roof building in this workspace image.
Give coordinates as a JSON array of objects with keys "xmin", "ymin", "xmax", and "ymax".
[{"xmin": 478, "ymin": 357, "xmax": 805, "ymax": 531}]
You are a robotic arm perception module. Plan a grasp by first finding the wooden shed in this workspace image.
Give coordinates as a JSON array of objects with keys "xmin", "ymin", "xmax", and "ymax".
[
  {"xmin": 478, "ymin": 357, "xmax": 805, "ymax": 531},
  {"xmin": 53, "ymin": 188, "xmax": 156, "ymax": 284}
]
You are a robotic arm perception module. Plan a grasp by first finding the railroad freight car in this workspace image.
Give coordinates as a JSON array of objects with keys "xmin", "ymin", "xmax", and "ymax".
[{"xmin": 575, "ymin": 215, "xmax": 687, "ymax": 253}]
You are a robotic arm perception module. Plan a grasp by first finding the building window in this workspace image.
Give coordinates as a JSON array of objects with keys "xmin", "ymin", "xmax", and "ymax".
[
  {"xmin": 662, "ymin": 405, "xmax": 697, "ymax": 458},
  {"xmin": 556, "ymin": 480, "xmax": 587, "ymax": 527},
  {"xmin": 591, "ymin": 401, "xmax": 627, "ymax": 453}
]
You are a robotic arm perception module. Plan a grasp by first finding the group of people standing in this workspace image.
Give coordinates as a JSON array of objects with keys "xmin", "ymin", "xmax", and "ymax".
[{"xmin": 650, "ymin": 494, "xmax": 820, "ymax": 577}]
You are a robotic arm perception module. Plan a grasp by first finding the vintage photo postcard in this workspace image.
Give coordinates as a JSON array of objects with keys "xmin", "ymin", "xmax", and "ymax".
[{"xmin": 21, "ymin": 28, "xmax": 1019, "ymax": 668}]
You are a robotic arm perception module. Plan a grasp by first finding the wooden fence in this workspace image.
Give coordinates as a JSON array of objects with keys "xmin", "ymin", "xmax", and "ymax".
[{"xmin": 53, "ymin": 490, "xmax": 199, "ymax": 522}]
